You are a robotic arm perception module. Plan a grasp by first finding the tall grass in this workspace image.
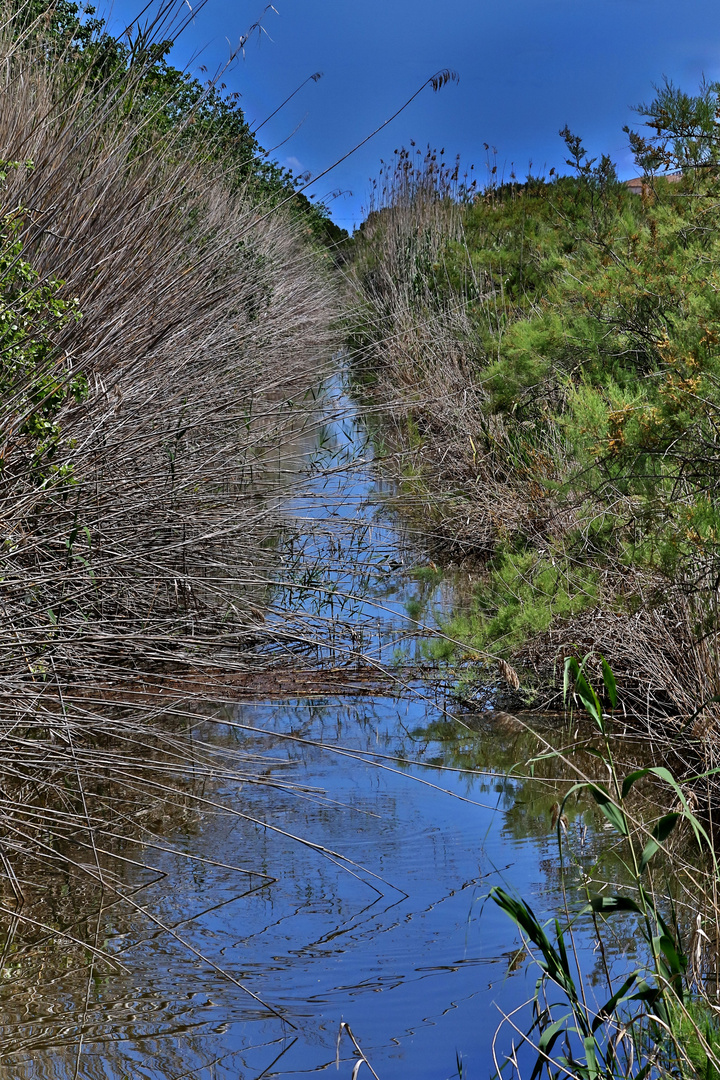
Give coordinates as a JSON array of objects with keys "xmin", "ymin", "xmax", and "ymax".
[
  {"xmin": 491, "ymin": 658, "xmax": 720, "ymax": 1080},
  {"xmin": 0, "ymin": 0, "xmax": 344, "ymax": 1023},
  {"xmin": 347, "ymin": 147, "xmax": 573, "ymax": 566},
  {"xmin": 0, "ymin": 2, "xmax": 340, "ymax": 669},
  {"xmin": 350, "ymin": 146, "xmax": 478, "ymax": 403}
]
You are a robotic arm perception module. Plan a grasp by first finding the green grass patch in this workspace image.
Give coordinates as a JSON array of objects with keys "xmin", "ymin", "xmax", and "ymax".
[{"xmin": 444, "ymin": 547, "xmax": 599, "ymax": 656}]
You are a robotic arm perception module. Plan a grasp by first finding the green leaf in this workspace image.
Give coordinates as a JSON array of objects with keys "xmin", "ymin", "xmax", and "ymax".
[
  {"xmin": 537, "ymin": 1017, "xmax": 570, "ymax": 1057},
  {"xmin": 621, "ymin": 768, "xmax": 650, "ymax": 799},
  {"xmin": 657, "ymin": 932, "xmax": 686, "ymax": 987},
  {"xmin": 647, "ymin": 766, "xmax": 714, "ymax": 862},
  {"xmin": 563, "ymin": 655, "xmax": 578, "ymax": 706},
  {"xmin": 592, "ymin": 971, "xmax": 639, "ymax": 1031},
  {"xmin": 589, "ymin": 785, "xmax": 628, "ymax": 836},
  {"xmin": 561, "ymin": 654, "xmax": 611, "ymax": 730},
  {"xmin": 601, "ymin": 657, "xmax": 617, "ymax": 708},
  {"xmin": 583, "ymin": 1035, "xmax": 599, "ymax": 1080},
  {"xmin": 575, "ymin": 672, "xmax": 603, "ymax": 729},
  {"xmin": 588, "ymin": 895, "xmax": 642, "ymax": 914},
  {"xmin": 490, "ymin": 887, "xmax": 577, "ymax": 997},
  {"xmin": 629, "ymin": 980, "xmax": 662, "ymax": 1007},
  {"xmin": 639, "ymin": 812, "xmax": 680, "ymax": 873}
]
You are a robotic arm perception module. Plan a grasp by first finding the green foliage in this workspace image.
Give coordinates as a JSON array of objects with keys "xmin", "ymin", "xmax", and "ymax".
[
  {"xmin": 491, "ymin": 660, "xmax": 720, "ymax": 1080},
  {"xmin": 0, "ymin": 163, "xmax": 85, "ymax": 484},
  {"xmin": 19, "ymin": 0, "xmax": 105, "ymax": 53},
  {"xmin": 625, "ymin": 77, "xmax": 720, "ymax": 174},
  {"xmin": 350, "ymin": 82, "xmax": 720, "ymax": 644},
  {"xmin": 446, "ymin": 548, "xmax": 598, "ymax": 656}
]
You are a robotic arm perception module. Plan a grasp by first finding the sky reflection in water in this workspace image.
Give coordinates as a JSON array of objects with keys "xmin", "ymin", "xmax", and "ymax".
[
  {"xmin": 0, "ymin": 377, "xmax": 641, "ymax": 1078},
  {"xmin": 0, "ymin": 691, "xmax": 638, "ymax": 1079}
]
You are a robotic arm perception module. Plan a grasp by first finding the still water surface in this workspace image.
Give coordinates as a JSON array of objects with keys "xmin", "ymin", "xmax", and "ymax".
[{"xmin": 3, "ymin": 377, "xmax": 637, "ymax": 1078}]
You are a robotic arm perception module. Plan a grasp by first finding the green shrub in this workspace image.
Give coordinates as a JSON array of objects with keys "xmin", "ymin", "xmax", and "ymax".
[
  {"xmin": 0, "ymin": 163, "xmax": 85, "ymax": 485},
  {"xmin": 444, "ymin": 548, "xmax": 599, "ymax": 656}
]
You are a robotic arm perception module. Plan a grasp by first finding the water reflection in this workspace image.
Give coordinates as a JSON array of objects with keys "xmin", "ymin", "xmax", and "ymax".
[
  {"xmin": 0, "ymin": 372, "xmax": 648, "ymax": 1077},
  {"xmin": 0, "ymin": 690, "xmax": 646, "ymax": 1078}
]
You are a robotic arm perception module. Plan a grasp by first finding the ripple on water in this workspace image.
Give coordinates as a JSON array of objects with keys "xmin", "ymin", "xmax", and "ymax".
[{"xmin": 1, "ymin": 375, "xmax": 642, "ymax": 1078}]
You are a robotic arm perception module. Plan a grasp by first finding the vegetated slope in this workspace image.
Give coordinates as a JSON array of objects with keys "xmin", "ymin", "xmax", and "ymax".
[
  {"xmin": 0, "ymin": 0, "xmax": 342, "ymax": 962},
  {"xmin": 0, "ymin": 0, "xmax": 341, "ymax": 676},
  {"xmin": 348, "ymin": 107, "xmax": 720, "ymax": 737}
]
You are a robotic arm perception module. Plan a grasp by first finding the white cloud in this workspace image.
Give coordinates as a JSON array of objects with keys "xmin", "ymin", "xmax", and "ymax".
[{"xmin": 282, "ymin": 156, "xmax": 305, "ymax": 174}]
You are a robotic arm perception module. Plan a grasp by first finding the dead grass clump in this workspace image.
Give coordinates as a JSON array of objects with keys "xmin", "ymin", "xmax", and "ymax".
[
  {"xmin": 0, "ymin": 0, "xmax": 341, "ymax": 1013},
  {"xmin": 0, "ymin": 8, "xmax": 338, "ymax": 688},
  {"xmin": 348, "ymin": 147, "xmax": 576, "ymax": 564},
  {"xmin": 520, "ymin": 588, "xmax": 720, "ymax": 760}
]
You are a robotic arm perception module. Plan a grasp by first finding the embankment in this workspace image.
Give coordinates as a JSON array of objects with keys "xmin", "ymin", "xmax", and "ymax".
[{"xmin": 346, "ymin": 140, "xmax": 720, "ymax": 748}]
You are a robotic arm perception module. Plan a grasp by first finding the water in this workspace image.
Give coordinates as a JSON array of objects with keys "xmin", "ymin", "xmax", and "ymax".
[{"xmin": 0, "ymin": 373, "xmax": 641, "ymax": 1078}]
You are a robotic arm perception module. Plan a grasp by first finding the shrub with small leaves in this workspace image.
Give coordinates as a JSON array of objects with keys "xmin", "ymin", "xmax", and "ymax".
[{"xmin": 0, "ymin": 162, "xmax": 85, "ymax": 484}]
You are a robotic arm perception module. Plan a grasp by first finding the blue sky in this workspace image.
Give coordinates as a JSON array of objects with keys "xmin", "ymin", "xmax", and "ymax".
[{"xmin": 108, "ymin": 0, "xmax": 720, "ymax": 230}]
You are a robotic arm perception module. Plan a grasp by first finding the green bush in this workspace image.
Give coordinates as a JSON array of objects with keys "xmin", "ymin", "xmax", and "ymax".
[
  {"xmin": 445, "ymin": 548, "xmax": 599, "ymax": 656},
  {"xmin": 0, "ymin": 163, "xmax": 85, "ymax": 484}
]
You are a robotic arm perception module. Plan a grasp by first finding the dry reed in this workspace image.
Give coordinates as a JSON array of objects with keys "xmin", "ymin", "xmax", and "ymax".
[
  {"xmin": 347, "ymin": 147, "xmax": 572, "ymax": 564},
  {"xmin": 0, "ymin": 0, "xmax": 350, "ymax": 1041}
]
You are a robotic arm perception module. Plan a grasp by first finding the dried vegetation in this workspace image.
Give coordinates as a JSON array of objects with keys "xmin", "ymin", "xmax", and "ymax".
[{"xmin": 0, "ymin": 0, "xmax": 341, "ymax": 1010}]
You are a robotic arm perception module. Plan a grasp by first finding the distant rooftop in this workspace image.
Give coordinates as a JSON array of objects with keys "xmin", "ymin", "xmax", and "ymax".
[{"xmin": 625, "ymin": 172, "xmax": 683, "ymax": 192}]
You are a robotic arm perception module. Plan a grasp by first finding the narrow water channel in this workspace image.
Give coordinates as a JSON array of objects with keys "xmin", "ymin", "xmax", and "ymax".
[{"xmin": 3, "ymin": 374, "xmax": 638, "ymax": 1079}]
